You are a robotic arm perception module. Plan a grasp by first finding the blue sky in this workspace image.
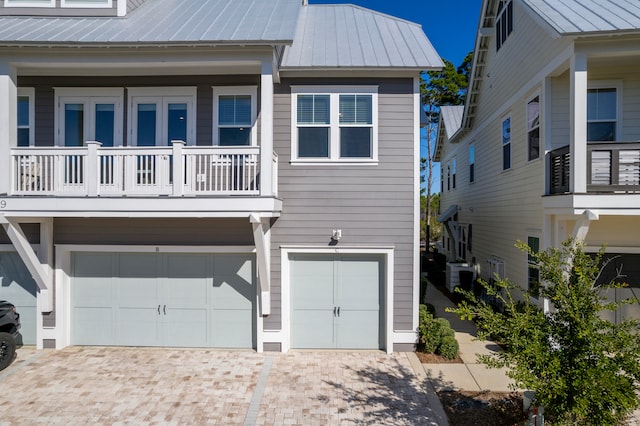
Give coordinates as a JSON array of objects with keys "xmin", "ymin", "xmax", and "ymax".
[{"xmin": 309, "ymin": 1, "xmax": 481, "ymax": 192}]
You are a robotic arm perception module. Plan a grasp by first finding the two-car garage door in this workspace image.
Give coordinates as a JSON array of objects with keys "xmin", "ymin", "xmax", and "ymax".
[
  {"xmin": 71, "ymin": 252, "xmax": 255, "ymax": 348},
  {"xmin": 0, "ymin": 252, "xmax": 37, "ymax": 345}
]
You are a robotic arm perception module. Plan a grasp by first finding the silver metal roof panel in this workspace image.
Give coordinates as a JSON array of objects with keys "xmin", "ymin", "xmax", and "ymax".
[
  {"xmin": 0, "ymin": 0, "xmax": 301, "ymax": 45},
  {"xmin": 281, "ymin": 5, "xmax": 443, "ymax": 70},
  {"xmin": 524, "ymin": 0, "xmax": 640, "ymax": 34},
  {"xmin": 440, "ymin": 106, "xmax": 464, "ymax": 140}
]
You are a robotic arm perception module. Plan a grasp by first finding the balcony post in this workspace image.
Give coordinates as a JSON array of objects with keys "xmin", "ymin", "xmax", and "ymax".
[
  {"xmin": 172, "ymin": 140, "xmax": 185, "ymax": 196},
  {"xmin": 86, "ymin": 141, "xmax": 101, "ymax": 197},
  {"xmin": 0, "ymin": 62, "xmax": 17, "ymax": 196},
  {"xmin": 570, "ymin": 52, "xmax": 588, "ymax": 193},
  {"xmin": 260, "ymin": 60, "xmax": 274, "ymax": 197}
]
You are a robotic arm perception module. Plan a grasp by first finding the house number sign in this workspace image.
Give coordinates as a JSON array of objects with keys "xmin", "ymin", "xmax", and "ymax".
[{"xmin": 0, "ymin": 200, "xmax": 5, "ymax": 209}]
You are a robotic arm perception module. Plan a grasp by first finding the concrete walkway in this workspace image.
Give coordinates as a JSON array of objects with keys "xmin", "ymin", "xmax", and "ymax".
[{"xmin": 421, "ymin": 282, "xmax": 515, "ymax": 393}]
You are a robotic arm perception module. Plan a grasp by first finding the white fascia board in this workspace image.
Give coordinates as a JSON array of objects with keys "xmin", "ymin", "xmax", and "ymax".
[
  {"xmin": 0, "ymin": 197, "xmax": 283, "ymax": 217},
  {"xmin": 542, "ymin": 194, "xmax": 640, "ymax": 213}
]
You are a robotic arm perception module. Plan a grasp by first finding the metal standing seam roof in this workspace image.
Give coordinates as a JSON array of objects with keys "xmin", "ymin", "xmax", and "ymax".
[
  {"xmin": 0, "ymin": 0, "xmax": 301, "ymax": 45},
  {"xmin": 439, "ymin": 106, "xmax": 464, "ymax": 140},
  {"xmin": 281, "ymin": 4, "xmax": 443, "ymax": 70},
  {"xmin": 523, "ymin": 0, "xmax": 640, "ymax": 35}
]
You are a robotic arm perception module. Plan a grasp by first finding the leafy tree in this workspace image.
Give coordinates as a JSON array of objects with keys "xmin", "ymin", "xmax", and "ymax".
[
  {"xmin": 450, "ymin": 240, "xmax": 640, "ymax": 425},
  {"xmin": 420, "ymin": 52, "xmax": 471, "ymax": 248}
]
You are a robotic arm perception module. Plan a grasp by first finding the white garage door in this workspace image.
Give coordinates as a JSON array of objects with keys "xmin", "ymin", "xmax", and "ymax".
[
  {"xmin": 291, "ymin": 254, "xmax": 383, "ymax": 349},
  {"xmin": 71, "ymin": 252, "xmax": 255, "ymax": 348},
  {"xmin": 0, "ymin": 252, "xmax": 37, "ymax": 345}
]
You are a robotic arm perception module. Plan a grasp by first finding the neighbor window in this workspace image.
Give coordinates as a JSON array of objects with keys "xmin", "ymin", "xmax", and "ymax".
[
  {"xmin": 446, "ymin": 163, "xmax": 451, "ymax": 191},
  {"xmin": 469, "ymin": 145, "xmax": 475, "ymax": 183},
  {"xmin": 128, "ymin": 87, "xmax": 196, "ymax": 146},
  {"xmin": 4, "ymin": 0, "xmax": 54, "ymax": 7},
  {"xmin": 496, "ymin": 0, "xmax": 513, "ymax": 51},
  {"xmin": 587, "ymin": 87, "xmax": 618, "ymax": 141},
  {"xmin": 452, "ymin": 158, "xmax": 457, "ymax": 189},
  {"xmin": 61, "ymin": 0, "xmax": 112, "ymax": 7},
  {"xmin": 213, "ymin": 86, "xmax": 257, "ymax": 146},
  {"xmin": 502, "ymin": 116, "xmax": 511, "ymax": 170},
  {"xmin": 17, "ymin": 88, "xmax": 34, "ymax": 147},
  {"xmin": 527, "ymin": 96, "xmax": 540, "ymax": 161},
  {"xmin": 55, "ymin": 88, "xmax": 124, "ymax": 147},
  {"xmin": 527, "ymin": 236, "xmax": 540, "ymax": 298},
  {"xmin": 292, "ymin": 86, "xmax": 378, "ymax": 162}
]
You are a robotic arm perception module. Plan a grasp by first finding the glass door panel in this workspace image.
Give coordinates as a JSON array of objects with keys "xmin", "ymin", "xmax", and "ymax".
[
  {"xmin": 137, "ymin": 104, "xmax": 157, "ymax": 147},
  {"xmin": 65, "ymin": 103, "xmax": 84, "ymax": 147},
  {"xmin": 167, "ymin": 103, "xmax": 187, "ymax": 144},
  {"xmin": 95, "ymin": 103, "xmax": 115, "ymax": 147}
]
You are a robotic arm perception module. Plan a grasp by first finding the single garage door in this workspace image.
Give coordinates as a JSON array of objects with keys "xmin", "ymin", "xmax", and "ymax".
[
  {"xmin": 0, "ymin": 252, "xmax": 37, "ymax": 345},
  {"xmin": 71, "ymin": 252, "xmax": 255, "ymax": 348},
  {"xmin": 597, "ymin": 253, "xmax": 640, "ymax": 324},
  {"xmin": 291, "ymin": 254, "xmax": 383, "ymax": 349}
]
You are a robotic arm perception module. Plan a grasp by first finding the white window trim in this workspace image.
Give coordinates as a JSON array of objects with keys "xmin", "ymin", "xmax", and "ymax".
[
  {"xmin": 17, "ymin": 87, "xmax": 35, "ymax": 147},
  {"xmin": 4, "ymin": 0, "xmax": 54, "ymax": 7},
  {"xmin": 61, "ymin": 0, "xmax": 112, "ymax": 8},
  {"xmin": 212, "ymin": 86, "xmax": 258, "ymax": 146},
  {"xmin": 587, "ymin": 80, "xmax": 622, "ymax": 142},
  {"xmin": 290, "ymin": 85, "xmax": 379, "ymax": 165},
  {"xmin": 54, "ymin": 87, "xmax": 124, "ymax": 147},
  {"xmin": 127, "ymin": 87, "xmax": 197, "ymax": 147},
  {"xmin": 526, "ymin": 92, "xmax": 542, "ymax": 162}
]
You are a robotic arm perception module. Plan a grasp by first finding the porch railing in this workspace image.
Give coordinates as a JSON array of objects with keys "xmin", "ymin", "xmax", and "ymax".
[
  {"xmin": 11, "ymin": 142, "xmax": 269, "ymax": 197},
  {"xmin": 549, "ymin": 142, "xmax": 640, "ymax": 194}
]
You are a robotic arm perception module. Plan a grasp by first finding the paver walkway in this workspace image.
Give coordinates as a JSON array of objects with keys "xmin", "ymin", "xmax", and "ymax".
[{"xmin": 0, "ymin": 347, "xmax": 443, "ymax": 425}]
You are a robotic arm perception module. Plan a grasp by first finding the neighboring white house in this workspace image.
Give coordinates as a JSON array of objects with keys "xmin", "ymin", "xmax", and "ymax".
[
  {"xmin": 0, "ymin": 0, "xmax": 443, "ymax": 351},
  {"xmin": 436, "ymin": 0, "xmax": 640, "ymax": 322}
]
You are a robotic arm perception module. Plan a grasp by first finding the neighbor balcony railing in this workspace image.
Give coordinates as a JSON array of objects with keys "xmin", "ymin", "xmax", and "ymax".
[
  {"xmin": 11, "ymin": 141, "xmax": 273, "ymax": 197},
  {"xmin": 549, "ymin": 142, "xmax": 640, "ymax": 194}
]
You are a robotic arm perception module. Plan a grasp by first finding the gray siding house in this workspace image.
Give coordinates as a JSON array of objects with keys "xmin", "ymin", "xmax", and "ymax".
[
  {"xmin": 436, "ymin": 0, "xmax": 640, "ymax": 321},
  {"xmin": 0, "ymin": 0, "xmax": 442, "ymax": 352}
]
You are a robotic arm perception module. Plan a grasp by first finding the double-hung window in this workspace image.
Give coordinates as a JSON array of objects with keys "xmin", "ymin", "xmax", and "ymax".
[
  {"xmin": 502, "ymin": 116, "xmax": 511, "ymax": 170},
  {"xmin": 292, "ymin": 86, "xmax": 378, "ymax": 163},
  {"xmin": 17, "ymin": 88, "xmax": 35, "ymax": 147},
  {"xmin": 213, "ymin": 86, "xmax": 257, "ymax": 146},
  {"xmin": 55, "ymin": 88, "xmax": 124, "ymax": 147},
  {"xmin": 496, "ymin": 0, "xmax": 513, "ymax": 51},
  {"xmin": 527, "ymin": 96, "xmax": 540, "ymax": 161},
  {"xmin": 128, "ymin": 87, "xmax": 196, "ymax": 146},
  {"xmin": 587, "ymin": 83, "xmax": 620, "ymax": 142},
  {"xmin": 452, "ymin": 158, "xmax": 457, "ymax": 189},
  {"xmin": 469, "ymin": 145, "xmax": 475, "ymax": 183}
]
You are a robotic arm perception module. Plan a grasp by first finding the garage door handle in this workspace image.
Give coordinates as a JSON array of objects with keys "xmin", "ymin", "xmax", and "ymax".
[
  {"xmin": 163, "ymin": 305, "xmax": 166, "ymax": 315},
  {"xmin": 157, "ymin": 305, "xmax": 161, "ymax": 315},
  {"xmin": 337, "ymin": 307, "xmax": 340, "ymax": 317},
  {"xmin": 333, "ymin": 306, "xmax": 336, "ymax": 317}
]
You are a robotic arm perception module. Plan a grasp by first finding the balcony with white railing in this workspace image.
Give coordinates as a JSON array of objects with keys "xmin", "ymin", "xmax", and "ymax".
[{"xmin": 7, "ymin": 141, "xmax": 281, "ymax": 217}]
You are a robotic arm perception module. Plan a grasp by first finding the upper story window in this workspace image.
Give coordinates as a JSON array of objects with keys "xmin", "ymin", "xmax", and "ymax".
[
  {"xmin": 128, "ymin": 87, "xmax": 196, "ymax": 146},
  {"xmin": 446, "ymin": 163, "xmax": 451, "ymax": 191},
  {"xmin": 496, "ymin": 0, "xmax": 513, "ymax": 51},
  {"xmin": 17, "ymin": 88, "xmax": 34, "ymax": 147},
  {"xmin": 469, "ymin": 145, "xmax": 475, "ymax": 183},
  {"xmin": 527, "ymin": 236, "xmax": 540, "ymax": 299},
  {"xmin": 527, "ymin": 95, "xmax": 540, "ymax": 161},
  {"xmin": 55, "ymin": 88, "xmax": 124, "ymax": 147},
  {"xmin": 587, "ymin": 85, "xmax": 619, "ymax": 142},
  {"xmin": 502, "ymin": 116, "xmax": 511, "ymax": 170},
  {"xmin": 291, "ymin": 86, "xmax": 378, "ymax": 163},
  {"xmin": 212, "ymin": 86, "xmax": 257, "ymax": 146}
]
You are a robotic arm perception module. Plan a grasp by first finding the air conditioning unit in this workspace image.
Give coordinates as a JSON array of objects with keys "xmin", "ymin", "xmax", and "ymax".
[{"xmin": 445, "ymin": 262, "xmax": 475, "ymax": 293}]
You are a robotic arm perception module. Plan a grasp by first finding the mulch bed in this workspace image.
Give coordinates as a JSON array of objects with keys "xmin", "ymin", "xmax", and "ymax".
[
  {"xmin": 438, "ymin": 390, "xmax": 527, "ymax": 426},
  {"xmin": 415, "ymin": 351, "xmax": 463, "ymax": 364}
]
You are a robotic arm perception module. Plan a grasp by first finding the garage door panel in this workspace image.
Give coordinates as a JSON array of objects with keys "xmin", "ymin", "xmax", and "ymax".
[
  {"xmin": 73, "ymin": 253, "xmax": 113, "ymax": 277},
  {"xmin": 117, "ymin": 278, "xmax": 158, "ymax": 308},
  {"xmin": 336, "ymin": 257, "xmax": 381, "ymax": 310},
  {"xmin": 116, "ymin": 307, "xmax": 159, "ymax": 346},
  {"xmin": 164, "ymin": 309, "xmax": 208, "ymax": 347},
  {"xmin": 74, "ymin": 277, "xmax": 113, "ymax": 307},
  {"xmin": 212, "ymin": 280, "xmax": 253, "ymax": 310},
  {"xmin": 292, "ymin": 310, "xmax": 334, "ymax": 348},
  {"xmin": 166, "ymin": 254, "xmax": 209, "ymax": 278},
  {"xmin": 336, "ymin": 309, "xmax": 380, "ymax": 349},
  {"xmin": 211, "ymin": 309, "xmax": 253, "ymax": 348},
  {"xmin": 118, "ymin": 254, "xmax": 158, "ymax": 277},
  {"xmin": 291, "ymin": 256, "xmax": 334, "ymax": 310},
  {"xmin": 0, "ymin": 253, "xmax": 38, "ymax": 345},
  {"xmin": 164, "ymin": 278, "xmax": 209, "ymax": 308},
  {"xmin": 74, "ymin": 307, "xmax": 114, "ymax": 345}
]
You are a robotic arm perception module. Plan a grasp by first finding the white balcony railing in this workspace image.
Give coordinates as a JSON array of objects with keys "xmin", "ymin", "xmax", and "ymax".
[{"xmin": 11, "ymin": 142, "xmax": 270, "ymax": 197}]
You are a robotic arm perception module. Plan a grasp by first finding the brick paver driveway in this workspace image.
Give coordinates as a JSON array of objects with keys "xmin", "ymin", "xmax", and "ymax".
[{"xmin": 0, "ymin": 347, "xmax": 441, "ymax": 425}]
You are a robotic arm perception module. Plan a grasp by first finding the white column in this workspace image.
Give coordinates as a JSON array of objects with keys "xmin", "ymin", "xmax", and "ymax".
[
  {"xmin": 260, "ymin": 60, "xmax": 274, "ymax": 197},
  {"xmin": 250, "ymin": 213, "xmax": 271, "ymax": 316},
  {"xmin": 86, "ymin": 141, "xmax": 101, "ymax": 197},
  {"xmin": 570, "ymin": 52, "xmax": 588, "ymax": 193},
  {"xmin": 0, "ymin": 62, "xmax": 17, "ymax": 196},
  {"xmin": 171, "ymin": 140, "xmax": 185, "ymax": 196}
]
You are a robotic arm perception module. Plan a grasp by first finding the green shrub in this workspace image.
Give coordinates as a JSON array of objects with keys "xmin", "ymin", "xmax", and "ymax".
[
  {"xmin": 425, "ymin": 303, "xmax": 436, "ymax": 317},
  {"xmin": 439, "ymin": 335, "xmax": 459, "ymax": 360},
  {"xmin": 419, "ymin": 304, "xmax": 460, "ymax": 359}
]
